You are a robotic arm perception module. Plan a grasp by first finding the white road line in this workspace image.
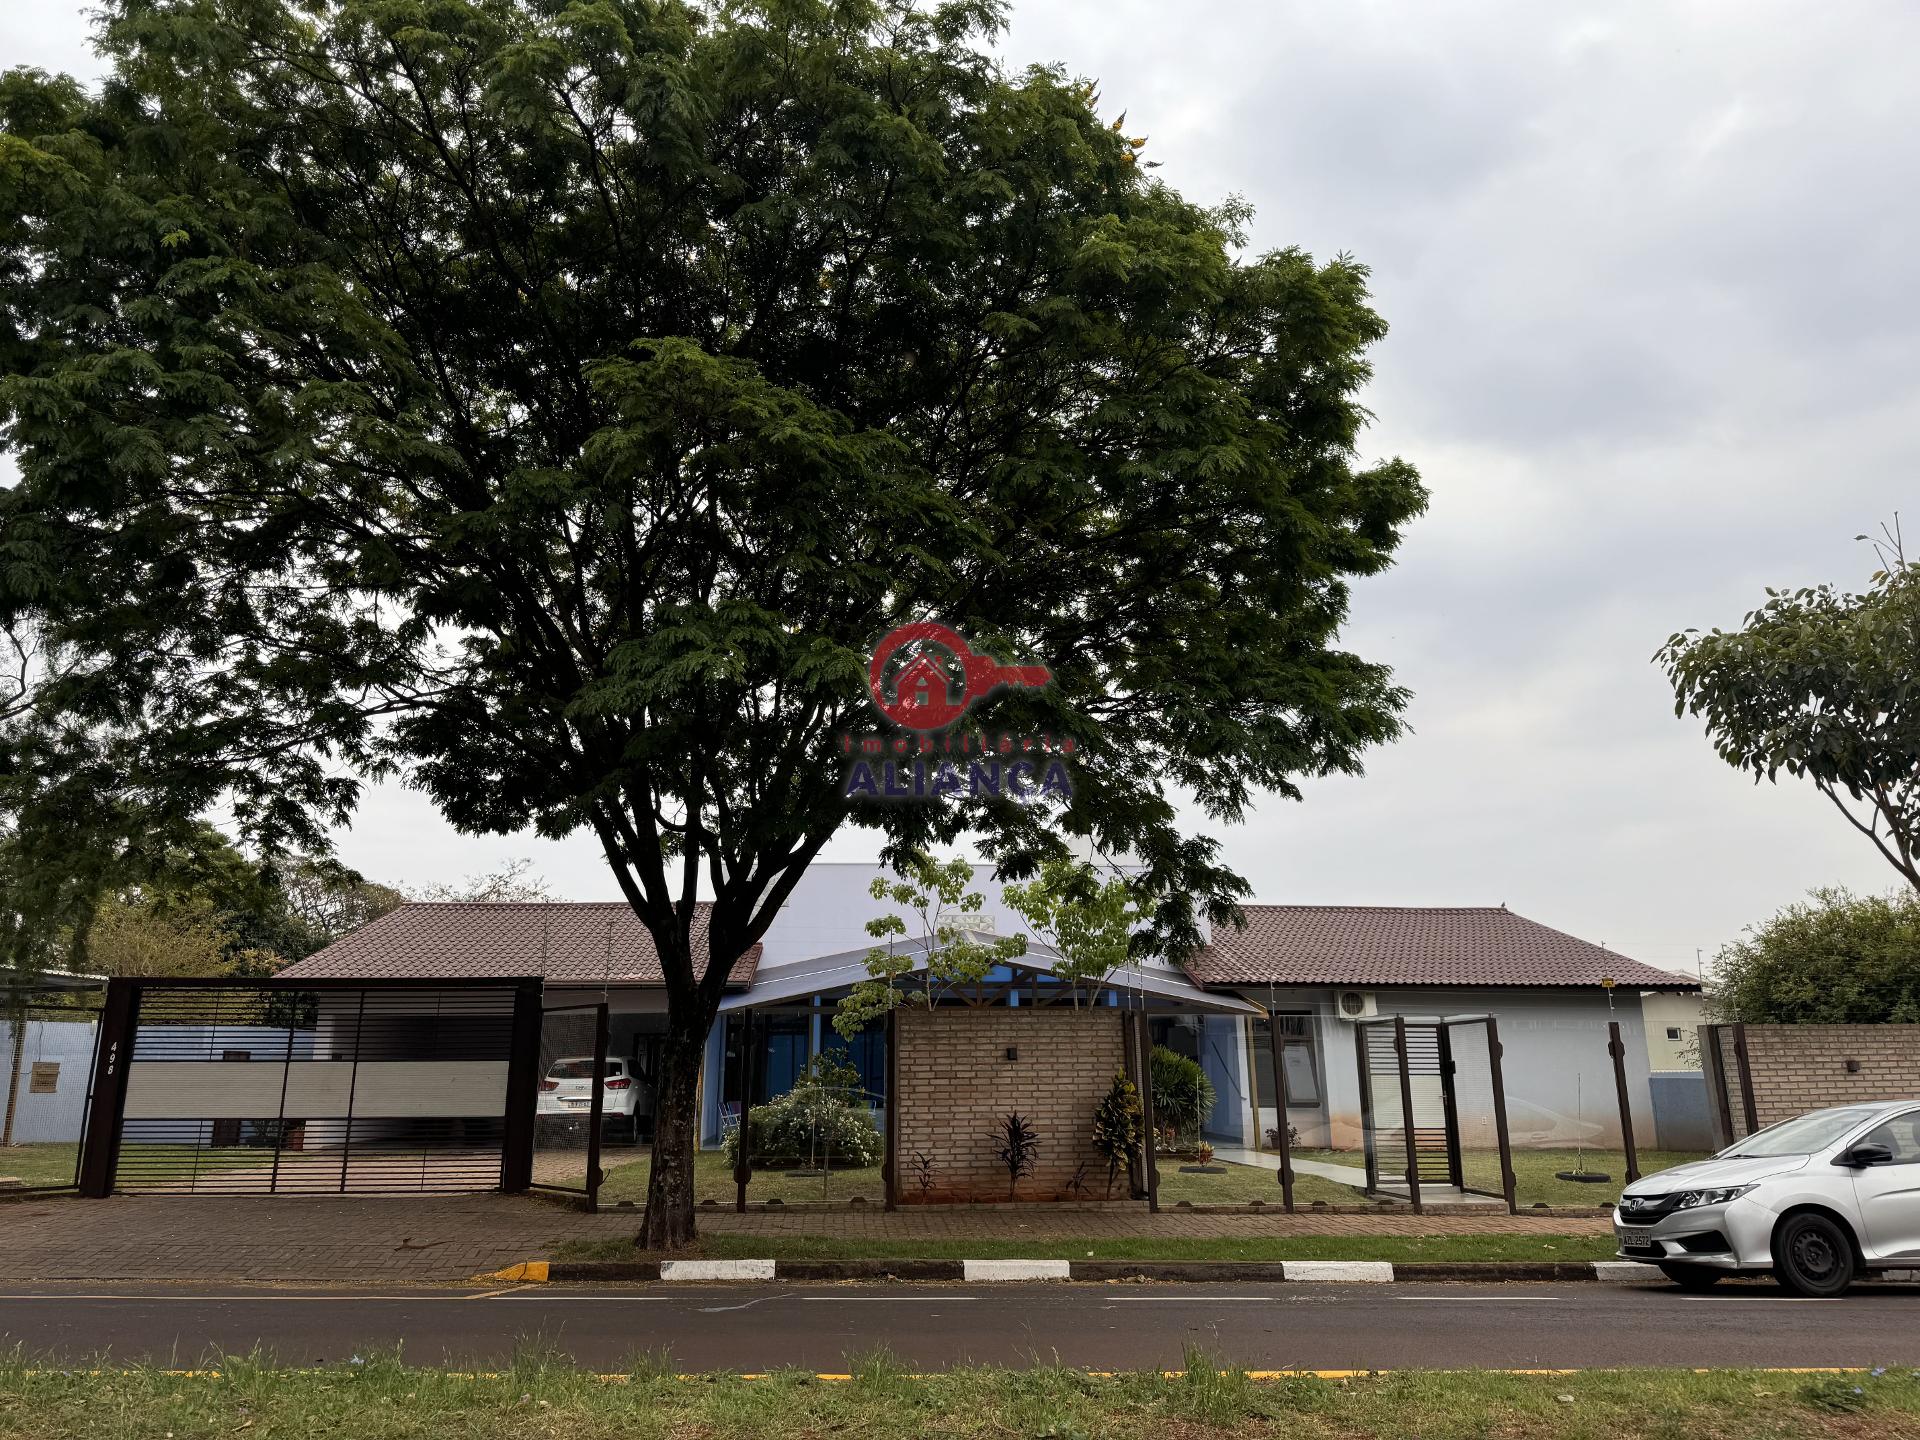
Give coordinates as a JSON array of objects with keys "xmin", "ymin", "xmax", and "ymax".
[
  {"xmin": 1393, "ymin": 1296, "xmax": 1562, "ymax": 1302},
  {"xmin": 801, "ymin": 1296, "xmax": 979, "ymax": 1302},
  {"xmin": 1104, "ymin": 1296, "xmax": 1279, "ymax": 1303}
]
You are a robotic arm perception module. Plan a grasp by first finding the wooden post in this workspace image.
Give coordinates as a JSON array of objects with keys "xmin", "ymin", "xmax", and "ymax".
[
  {"xmin": 77, "ymin": 979, "xmax": 138, "ymax": 1199},
  {"xmin": 1732, "ymin": 1022, "xmax": 1759, "ymax": 1138},
  {"xmin": 1356, "ymin": 1023, "xmax": 1378, "ymax": 1195},
  {"xmin": 585, "ymin": 1001, "xmax": 610, "ymax": 1213},
  {"xmin": 734, "ymin": 1011, "xmax": 756, "ymax": 1213},
  {"xmin": 883, "ymin": 1008, "xmax": 898, "ymax": 1211},
  {"xmin": 1484, "ymin": 1017, "xmax": 1517, "ymax": 1215},
  {"xmin": 499, "ymin": 981, "xmax": 542, "ymax": 1193},
  {"xmin": 1134, "ymin": 1013, "xmax": 1160, "ymax": 1214},
  {"xmin": 1393, "ymin": 1014, "xmax": 1423, "ymax": 1215},
  {"xmin": 1437, "ymin": 1023, "xmax": 1464, "ymax": 1190},
  {"xmin": 1120, "ymin": 1012, "xmax": 1146, "ymax": 1199},
  {"xmin": 1607, "ymin": 1020, "xmax": 1640, "ymax": 1183},
  {"xmin": 1266, "ymin": 1014, "xmax": 1295, "ymax": 1213},
  {"xmin": 1702, "ymin": 1024, "xmax": 1736, "ymax": 1150}
]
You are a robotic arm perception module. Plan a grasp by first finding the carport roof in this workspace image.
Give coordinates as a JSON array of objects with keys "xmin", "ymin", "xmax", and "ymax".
[
  {"xmin": 1183, "ymin": 905, "xmax": 1699, "ymax": 992},
  {"xmin": 719, "ymin": 934, "xmax": 1263, "ymax": 1015},
  {"xmin": 279, "ymin": 902, "xmax": 760, "ymax": 987}
]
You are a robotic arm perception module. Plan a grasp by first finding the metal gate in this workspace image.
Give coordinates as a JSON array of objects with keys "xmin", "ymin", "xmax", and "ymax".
[
  {"xmin": 80, "ymin": 978, "xmax": 539, "ymax": 1195},
  {"xmin": 1355, "ymin": 1013, "xmax": 1519, "ymax": 1214}
]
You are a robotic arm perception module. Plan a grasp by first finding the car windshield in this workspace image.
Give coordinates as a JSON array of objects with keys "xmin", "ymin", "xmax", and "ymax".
[
  {"xmin": 1720, "ymin": 1106, "xmax": 1883, "ymax": 1157},
  {"xmin": 547, "ymin": 1060, "xmax": 598, "ymax": 1079}
]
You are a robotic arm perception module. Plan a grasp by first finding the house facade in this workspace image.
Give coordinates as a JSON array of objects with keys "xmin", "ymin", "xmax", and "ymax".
[{"xmin": 281, "ymin": 868, "xmax": 1700, "ymax": 1162}]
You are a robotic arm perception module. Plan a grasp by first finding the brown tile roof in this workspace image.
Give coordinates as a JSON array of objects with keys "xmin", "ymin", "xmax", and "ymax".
[
  {"xmin": 279, "ymin": 902, "xmax": 759, "ymax": 987},
  {"xmin": 1184, "ymin": 905, "xmax": 1698, "ymax": 992}
]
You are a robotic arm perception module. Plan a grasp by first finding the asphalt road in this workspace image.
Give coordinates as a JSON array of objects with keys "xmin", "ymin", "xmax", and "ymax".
[{"xmin": 4, "ymin": 1280, "xmax": 1920, "ymax": 1372}]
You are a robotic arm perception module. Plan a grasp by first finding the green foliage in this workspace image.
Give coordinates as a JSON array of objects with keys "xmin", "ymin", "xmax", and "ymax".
[
  {"xmin": 1710, "ymin": 887, "xmax": 1920, "ymax": 1024},
  {"xmin": 989, "ymin": 1111, "xmax": 1041, "ymax": 1199},
  {"xmin": 1001, "ymin": 858, "xmax": 1145, "ymax": 1003},
  {"xmin": 1150, "ymin": 1044, "xmax": 1216, "ymax": 1144},
  {"xmin": 1659, "ymin": 530, "xmax": 1920, "ymax": 891},
  {"xmin": 1091, "ymin": 1071, "xmax": 1143, "ymax": 1198},
  {"xmin": 0, "ymin": 0, "xmax": 1424, "ymax": 1240},
  {"xmin": 835, "ymin": 855, "xmax": 1027, "ymax": 1037},
  {"xmin": 722, "ymin": 1054, "xmax": 883, "ymax": 1169}
]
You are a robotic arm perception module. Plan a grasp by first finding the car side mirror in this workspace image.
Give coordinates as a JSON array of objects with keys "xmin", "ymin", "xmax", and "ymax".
[{"xmin": 1839, "ymin": 1143, "xmax": 1894, "ymax": 1168}]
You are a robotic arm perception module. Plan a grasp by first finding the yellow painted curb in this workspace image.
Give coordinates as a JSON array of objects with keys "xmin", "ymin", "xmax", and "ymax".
[{"xmin": 480, "ymin": 1261, "xmax": 549, "ymax": 1283}]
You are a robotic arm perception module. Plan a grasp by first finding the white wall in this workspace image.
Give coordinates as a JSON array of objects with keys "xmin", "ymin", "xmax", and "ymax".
[
  {"xmin": 1, "ymin": 1019, "xmax": 97, "ymax": 1145},
  {"xmin": 1213, "ymin": 987, "xmax": 1658, "ymax": 1153}
]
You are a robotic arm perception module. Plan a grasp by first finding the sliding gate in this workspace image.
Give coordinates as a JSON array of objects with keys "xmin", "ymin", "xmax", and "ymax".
[{"xmin": 79, "ymin": 978, "xmax": 541, "ymax": 1196}]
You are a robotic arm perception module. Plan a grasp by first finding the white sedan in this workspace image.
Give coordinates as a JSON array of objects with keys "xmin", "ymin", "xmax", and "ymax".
[
  {"xmin": 536, "ymin": 1056, "xmax": 645, "ymax": 1142},
  {"xmin": 1614, "ymin": 1099, "xmax": 1920, "ymax": 1295}
]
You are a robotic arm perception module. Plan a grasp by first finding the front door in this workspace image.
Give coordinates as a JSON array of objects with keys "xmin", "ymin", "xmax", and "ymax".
[{"xmin": 1850, "ymin": 1109, "xmax": 1920, "ymax": 1262}]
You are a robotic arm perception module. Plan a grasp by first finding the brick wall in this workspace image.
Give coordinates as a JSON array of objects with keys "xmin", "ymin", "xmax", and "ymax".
[
  {"xmin": 894, "ymin": 1008, "xmax": 1127, "ymax": 1203},
  {"xmin": 1710, "ymin": 1025, "xmax": 1920, "ymax": 1138}
]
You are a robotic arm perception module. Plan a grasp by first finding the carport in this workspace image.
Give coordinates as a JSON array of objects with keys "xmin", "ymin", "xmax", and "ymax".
[{"xmin": 77, "ymin": 976, "xmax": 545, "ymax": 1197}]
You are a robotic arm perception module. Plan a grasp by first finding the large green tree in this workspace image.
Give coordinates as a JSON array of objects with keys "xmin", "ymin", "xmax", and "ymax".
[
  {"xmin": 1710, "ymin": 887, "xmax": 1920, "ymax": 1024},
  {"xmin": 0, "ymin": 0, "xmax": 1424, "ymax": 1246},
  {"xmin": 1659, "ymin": 532, "xmax": 1920, "ymax": 892}
]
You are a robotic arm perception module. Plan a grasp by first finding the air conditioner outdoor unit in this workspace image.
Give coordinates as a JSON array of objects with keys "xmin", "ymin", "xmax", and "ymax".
[{"xmin": 1334, "ymin": 990, "xmax": 1378, "ymax": 1021}]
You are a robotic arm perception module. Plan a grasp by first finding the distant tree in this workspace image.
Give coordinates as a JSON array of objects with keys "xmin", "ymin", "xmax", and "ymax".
[
  {"xmin": 1710, "ymin": 888, "xmax": 1920, "ymax": 1025},
  {"xmin": 407, "ymin": 858, "xmax": 554, "ymax": 906},
  {"xmin": 277, "ymin": 856, "xmax": 404, "ymax": 950},
  {"xmin": 1659, "ymin": 524, "xmax": 1920, "ymax": 892},
  {"xmin": 834, "ymin": 855, "xmax": 1027, "ymax": 1038},
  {"xmin": 0, "ymin": 0, "xmax": 1423, "ymax": 1246},
  {"xmin": 1001, "ymin": 858, "xmax": 1145, "ymax": 1007},
  {"xmin": 79, "ymin": 894, "xmax": 250, "ymax": 981}
]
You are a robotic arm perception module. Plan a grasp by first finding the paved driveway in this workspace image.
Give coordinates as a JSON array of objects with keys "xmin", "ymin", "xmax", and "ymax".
[{"xmin": 0, "ymin": 1194, "xmax": 1611, "ymax": 1283}]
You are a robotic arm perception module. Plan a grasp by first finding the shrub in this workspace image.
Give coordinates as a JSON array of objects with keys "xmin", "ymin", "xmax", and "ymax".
[
  {"xmin": 721, "ymin": 1054, "xmax": 882, "ymax": 1168},
  {"xmin": 1150, "ymin": 1045, "xmax": 1216, "ymax": 1144},
  {"xmin": 989, "ymin": 1112, "xmax": 1041, "ymax": 1199},
  {"xmin": 1091, "ymin": 1072, "xmax": 1143, "ymax": 1198}
]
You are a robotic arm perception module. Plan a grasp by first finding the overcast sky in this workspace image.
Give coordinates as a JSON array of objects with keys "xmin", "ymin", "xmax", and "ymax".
[{"xmin": 6, "ymin": 2, "xmax": 1915, "ymax": 975}]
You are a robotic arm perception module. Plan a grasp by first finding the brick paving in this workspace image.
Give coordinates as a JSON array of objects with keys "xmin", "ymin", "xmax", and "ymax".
[{"xmin": 0, "ymin": 1194, "xmax": 1610, "ymax": 1283}]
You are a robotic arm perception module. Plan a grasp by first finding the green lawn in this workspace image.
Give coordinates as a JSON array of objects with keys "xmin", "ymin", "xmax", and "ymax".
[
  {"xmin": 1290, "ymin": 1149, "xmax": 1711, "ymax": 1209},
  {"xmin": 1155, "ymin": 1159, "xmax": 1360, "ymax": 1208},
  {"xmin": 551, "ymin": 1231, "xmax": 1616, "ymax": 1264},
  {"xmin": 0, "ymin": 1143, "xmax": 78, "ymax": 1189},
  {"xmin": 591, "ymin": 1148, "xmax": 888, "ymax": 1207},
  {"xmin": 4, "ymin": 1350, "xmax": 1916, "ymax": 1439}
]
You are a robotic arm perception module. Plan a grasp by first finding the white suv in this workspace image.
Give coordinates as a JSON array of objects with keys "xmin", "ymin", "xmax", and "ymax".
[
  {"xmin": 1614, "ymin": 1100, "xmax": 1920, "ymax": 1295},
  {"xmin": 536, "ymin": 1057, "xmax": 645, "ymax": 1143}
]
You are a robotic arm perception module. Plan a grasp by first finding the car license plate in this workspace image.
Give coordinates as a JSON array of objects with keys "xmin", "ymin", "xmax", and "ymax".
[
  {"xmin": 1617, "ymin": 1225, "xmax": 1655, "ymax": 1247},
  {"xmin": 563, "ymin": 1097, "xmax": 590, "ymax": 1109}
]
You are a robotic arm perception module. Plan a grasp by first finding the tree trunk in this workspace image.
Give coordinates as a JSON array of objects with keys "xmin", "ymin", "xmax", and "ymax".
[
  {"xmin": 1, "ymin": 1006, "xmax": 25, "ymax": 1150},
  {"xmin": 637, "ymin": 1009, "xmax": 709, "ymax": 1250}
]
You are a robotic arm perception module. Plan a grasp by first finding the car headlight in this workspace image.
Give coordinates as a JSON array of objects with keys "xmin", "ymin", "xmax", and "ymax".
[{"xmin": 1674, "ymin": 1184, "xmax": 1756, "ymax": 1209}]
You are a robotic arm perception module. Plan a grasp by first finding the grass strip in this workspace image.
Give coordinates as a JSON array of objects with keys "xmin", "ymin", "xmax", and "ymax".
[{"xmin": 5, "ymin": 1347, "xmax": 1920, "ymax": 1439}]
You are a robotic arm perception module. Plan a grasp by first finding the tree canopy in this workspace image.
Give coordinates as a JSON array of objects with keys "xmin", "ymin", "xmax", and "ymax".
[
  {"xmin": 1710, "ymin": 887, "xmax": 1920, "ymax": 1025},
  {"xmin": 1659, "ymin": 531, "xmax": 1920, "ymax": 892},
  {"xmin": 0, "ymin": 0, "xmax": 1424, "ymax": 1243}
]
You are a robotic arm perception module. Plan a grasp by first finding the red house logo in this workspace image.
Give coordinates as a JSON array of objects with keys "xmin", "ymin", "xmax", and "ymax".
[{"xmin": 868, "ymin": 622, "xmax": 1050, "ymax": 731}]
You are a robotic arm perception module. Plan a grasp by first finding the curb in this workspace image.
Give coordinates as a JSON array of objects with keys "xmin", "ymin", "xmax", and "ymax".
[{"xmin": 491, "ymin": 1258, "xmax": 1668, "ymax": 1286}]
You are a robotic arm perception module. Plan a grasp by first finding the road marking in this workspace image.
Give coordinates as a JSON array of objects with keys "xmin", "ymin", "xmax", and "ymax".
[
  {"xmin": 1393, "ymin": 1296, "xmax": 1562, "ymax": 1302},
  {"xmin": 801, "ymin": 1296, "xmax": 978, "ymax": 1302},
  {"xmin": 1104, "ymin": 1295, "xmax": 1279, "ymax": 1302}
]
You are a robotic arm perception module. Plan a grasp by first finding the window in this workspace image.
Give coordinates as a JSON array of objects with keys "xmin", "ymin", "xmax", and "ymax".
[
  {"xmin": 1856, "ymin": 1112, "xmax": 1920, "ymax": 1165},
  {"xmin": 1251, "ymin": 1015, "xmax": 1320, "ymax": 1109},
  {"xmin": 1665, "ymin": 1027, "xmax": 1683, "ymax": 1041}
]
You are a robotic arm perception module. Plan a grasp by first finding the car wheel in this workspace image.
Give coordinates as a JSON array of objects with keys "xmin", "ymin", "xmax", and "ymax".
[
  {"xmin": 1772, "ymin": 1212, "xmax": 1855, "ymax": 1297},
  {"xmin": 1658, "ymin": 1262, "xmax": 1723, "ymax": 1291}
]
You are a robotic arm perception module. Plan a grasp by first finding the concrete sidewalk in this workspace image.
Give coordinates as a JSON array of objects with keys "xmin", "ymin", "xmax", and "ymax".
[{"xmin": 0, "ymin": 1194, "xmax": 1611, "ymax": 1283}]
